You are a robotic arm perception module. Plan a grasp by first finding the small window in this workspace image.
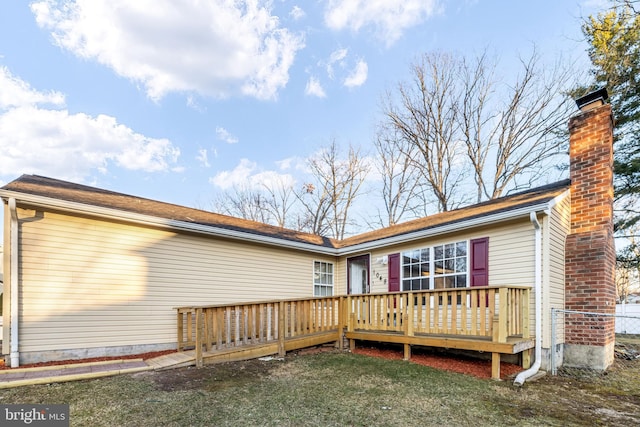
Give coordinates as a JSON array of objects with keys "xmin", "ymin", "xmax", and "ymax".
[
  {"xmin": 433, "ymin": 241, "xmax": 467, "ymax": 289},
  {"xmin": 401, "ymin": 248, "xmax": 430, "ymax": 291},
  {"xmin": 313, "ymin": 261, "xmax": 334, "ymax": 296}
]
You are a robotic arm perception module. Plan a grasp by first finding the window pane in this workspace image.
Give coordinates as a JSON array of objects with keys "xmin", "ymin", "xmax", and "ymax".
[
  {"xmin": 434, "ymin": 260, "xmax": 444, "ymax": 274},
  {"xmin": 327, "ymin": 264, "xmax": 333, "ymax": 274},
  {"xmin": 445, "ymin": 243, "xmax": 455, "ymax": 258},
  {"xmin": 434, "ymin": 245, "xmax": 443, "ymax": 260},
  {"xmin": 445, "ymin": 276, "xmax": 456, "ymax": 288},
  {"xmin": 412, "ymin": 279, "xmax": 421, "ymax": 291},
  {"xmin": 456, "ymin": 275, "xmax": 467, "ymax": 288},
  {"xmin": 420, "ymin": 278, "xmax": 429, "ymax": 290},
  {"xmin": 402, "ymin": 280, "xmax": 411, "ymax": 291},
  {"xmin": 321, "ymin": 263, "xmax": 326, "ymax": 273},
  {"xmin": 403, "ymin": 265, "xmax": 411, "ymax": 278},
  {"xmin": 456, "ymin": 241, "xmax": 467, "ymax": 256},
  {"xmin": 411, "ymin": 265, "xmax": 420, "ymax": 278},
  {"xmin": 445, "ymin": 259, "xmax": 454, "ymax": 273},
  {"xmin": 314, "ymin": 262, "xmax": 321, "ymax": 274},
  {"xmin": 403, "ymin": 254, "xmax": 411, "ymax": 264},
  {"xmin": 434, "ymin": 277, "xmax": 445, "ymax": 289},
  {"xmin": 421, "ymin": 249, "xmax": 429, "ymax": 262},
  {"xmin": 420, "ymin": 263, "xmax": 430, "ymax": 277},
  {"xmin": 456, "ymin": 257, "xmax": 467, "ymax": 273}
]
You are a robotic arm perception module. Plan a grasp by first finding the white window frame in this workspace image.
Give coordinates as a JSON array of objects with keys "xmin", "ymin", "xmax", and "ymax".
[
  {"xmin": 313, "ymin": 260, "xmax": 334, "ymax": 297},
  {"xmin": 401, "ymin": 240, "xmax": 469, "ymax": 291}
]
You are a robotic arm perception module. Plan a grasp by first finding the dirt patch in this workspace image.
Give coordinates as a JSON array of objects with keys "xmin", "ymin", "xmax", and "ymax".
[
  {"xmin": 0, "ymin": 350, "xmax": 177, "ymax": 370},
  {"xmin": 151, "ymin": 357, "xmax": 283, "ymax": 392},
  {"xmin": 352, "ymin": 344, "xmax": 523, "ymax": 380}
]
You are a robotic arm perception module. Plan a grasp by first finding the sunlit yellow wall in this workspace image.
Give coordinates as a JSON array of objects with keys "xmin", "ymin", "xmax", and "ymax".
[{"xmin": 16, "ymin": 205, "xmax": 335, "ymax": 354}]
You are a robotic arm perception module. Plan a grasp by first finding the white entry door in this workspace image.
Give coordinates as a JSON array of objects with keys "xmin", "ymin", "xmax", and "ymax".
[{"xmin": 347, "ymin": 255, "xmax": 370, "ymax": 295}]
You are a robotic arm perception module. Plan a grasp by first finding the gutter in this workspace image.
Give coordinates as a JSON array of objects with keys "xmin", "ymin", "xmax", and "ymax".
[
  {"xmin": 514, "ymin": 212, "xmax": 543, "ymax": 386},
  {"xmin": 8, "ymin": 198, "xmax": 19, "ymax": 367}
]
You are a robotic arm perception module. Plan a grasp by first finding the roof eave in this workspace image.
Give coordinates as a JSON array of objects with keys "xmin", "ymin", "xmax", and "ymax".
[
  {"xmin": 0, "ymin": 190, "xmax": 338, "ymax": 256},
  {"xmin": 0, "ymin": 188, "xmax": 567, "ymax": 257},
  {"xmin": 335, "ymin": 199, "xmax": 562, "ymax": 256}
]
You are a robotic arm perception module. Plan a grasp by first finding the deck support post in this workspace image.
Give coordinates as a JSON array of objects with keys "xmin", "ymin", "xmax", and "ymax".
[
  {"xmin": 522, "ymin": 348, "xmax": 532, "ymax": 369},
  {"xmin": 491, "ymin": 353, "xmax": 501, "ymax": 380},
  {"xmin": 278, "ymin": 301, "xmax": 286, "ymax": 357},
  {"xmin": 404, "ymin": 292, "xmax": 414, "ymax": 361},
  {"xmin": 195, "ymin": 307, "xmax": 204, "ymax": 368}
]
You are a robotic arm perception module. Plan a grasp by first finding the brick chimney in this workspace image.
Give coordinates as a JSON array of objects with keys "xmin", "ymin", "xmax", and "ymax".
[{"xmin": 564, "ymin": 88, "xmax": 616, "ymax": 370}]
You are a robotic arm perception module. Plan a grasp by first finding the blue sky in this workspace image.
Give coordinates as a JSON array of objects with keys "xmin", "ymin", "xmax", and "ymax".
[{"xmin": 0, "ymin": 1, "xmax": 606, "ymax": 219}]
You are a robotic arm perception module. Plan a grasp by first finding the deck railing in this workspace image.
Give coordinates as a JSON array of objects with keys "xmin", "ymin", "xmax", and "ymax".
[
  {"xmin": 176, "ymin": 285, "xmax": 530, "ymax": 367},
  {"xmin": 346, "ymin": 286, "xmax": 530, "ymax": 341},
  {"xmin": 177, "ymin": 296, "xmax": 344, "ymax": 366}
]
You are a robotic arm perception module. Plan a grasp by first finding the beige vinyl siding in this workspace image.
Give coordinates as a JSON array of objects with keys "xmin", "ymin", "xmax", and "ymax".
[
  {"xmin": 544, "ymin": 193, "xmax": 571, "ymax": 347},
  {"xmin": 342, "ymin": 218, "xmax": 536, "ymax": 294},
  {"xmin": 16, "ymin": 207, "xmax": 333, "ymax": 355},
  {"xmin": 2, "ymin": 202, "xmax": 10, "ymax": 354}
]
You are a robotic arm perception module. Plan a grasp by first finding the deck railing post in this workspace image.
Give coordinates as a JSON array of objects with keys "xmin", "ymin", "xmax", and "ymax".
[
  {"xmin": 521, "ymin": 288, "xmax": 530, "ymax": 339},
  {"xmin": 497, "ymin": 287, "xmax": 508, "ymax": 343},
  {"xmin": 404, "ymin": 292, "xmax": 414, "ymax": 360},
  {"xmin": 177, "ymin": 309, "xmax": 184, "ymax": 351},
  {"xmin": 195, "ymin": 307, "xmax": 204, "ymax": 368},
  {"xmin": 521, "ymin": 287, "xmax": 532, "ymax": 369},
  {"xmin": 337, "ymin": 297, "xmax": 345, "ymax": 350},
  {"xmin": 278, "ymin": 301, "xmax": 286, "ymax": 357}
]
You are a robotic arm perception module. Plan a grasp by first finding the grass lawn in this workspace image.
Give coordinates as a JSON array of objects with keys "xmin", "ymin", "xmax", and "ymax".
[{"xmin": 0, "ymin": 350, "xmax": 638, "ymax": 426}]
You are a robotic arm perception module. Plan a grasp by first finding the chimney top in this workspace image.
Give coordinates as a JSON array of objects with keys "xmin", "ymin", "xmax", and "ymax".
[{"xmin": 575, "ymin": 87, "xmax": 609, "ymax": 112}]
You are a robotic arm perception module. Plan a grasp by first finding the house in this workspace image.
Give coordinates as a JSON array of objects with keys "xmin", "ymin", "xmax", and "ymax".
[{"xmin": 0, "ymin": 89, "xmax": 615, "ymax": 377}]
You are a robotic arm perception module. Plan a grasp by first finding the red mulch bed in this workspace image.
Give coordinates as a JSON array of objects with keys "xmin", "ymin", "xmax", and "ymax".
[
  {"xmin": 0, "ymin": 350, "xmax": 177, "ymax": 370},
  {"xmin": 353, "ymin": 345, "xmax": 523, "ymax": 380}
]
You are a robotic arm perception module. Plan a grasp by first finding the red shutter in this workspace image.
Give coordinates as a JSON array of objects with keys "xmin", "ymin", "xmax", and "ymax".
[
  {"xmin": 388, "ymin": 253, "xmax": 400, "ymax": 292},
  {"xmin": 470, "ymin": 237, "xmax": 489, "ymax": 287}
]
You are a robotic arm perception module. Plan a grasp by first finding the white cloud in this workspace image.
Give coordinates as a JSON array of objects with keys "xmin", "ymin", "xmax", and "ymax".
[
  {"xmin": 305, "ymin": 76, "xmax": 326, "ymax": 98},
  {"xmin": 216, "ymin": 126, "xmax": 239, "ymax": 144},
  {"xmin": 0, "ymin": 107, "xmax": 180, "ymax": 181},
  {"xmin": 326, "ymin": 48, "xmax": 348, "ymax": 79},
  {"xmin": 196, "ymin": 149, "xmax": 210, "ymax": 168},
  {"xmin": 0, "ymin": 66, "xmax": 65, "ymax": 109},
  {"xmin": 343, "ymin": 59, "xmax": 368, "ymax": 87},
  {"xmin": 290, "ymin": 5, "xmax": 305, "ymax": 20},
  {"xmin": 0, "ymin": 67, "xmax": 180, "ymax": 182},
  {"xmin": 210, "ymin": 158, "xmax": 295, "ymax": 191},
  {"xmin": 210, "ymin": 158, "xmax": 257, "ymax": 190},
  {"xmin": 324, "ymin": 0, "xmax": 440, "ymax": 45},
  {"xmin": 31, "ymin": 0, "xmax": 305, "ymax": 101}
]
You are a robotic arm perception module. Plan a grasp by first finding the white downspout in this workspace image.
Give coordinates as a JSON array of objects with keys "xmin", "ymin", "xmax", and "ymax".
[
  {"xmin": 514, "ymin": 212, "xmax": 542, "ymax": 386},
  {"xmin": 8, "ymin": 198, "xmax": 19, "ymax": 367}
]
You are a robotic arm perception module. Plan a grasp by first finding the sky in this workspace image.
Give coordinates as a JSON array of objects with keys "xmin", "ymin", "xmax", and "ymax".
[{"xmin": 0, "ymin": 0, "xmax": 608, "ymax": 230}]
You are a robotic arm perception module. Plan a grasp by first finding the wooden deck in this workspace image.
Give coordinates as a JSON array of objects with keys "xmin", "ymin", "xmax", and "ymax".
[{"xmin": 175, "ymin": 286, "xmax": 533, "ymax": 379}]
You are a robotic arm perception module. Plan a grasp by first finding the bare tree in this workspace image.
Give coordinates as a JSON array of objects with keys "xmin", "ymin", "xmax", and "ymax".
[
  {"xmin": 460, "ymin": 50, "xmax": 574, "ymax": 202},
  {"xmin": 261, "ymin": 175, "xmax": 298, "ymax": 228},
  {"xmin": 380, "ymin": 50, "xmax": 574, "ymax": 211},
  {"xmin": 372, "ymin": 123, "xmax": 423, "ymax": 226},
  {"xmin": 382, "ymin": 52, "xmax": 468, "ymax": 212},
  {"xmin": 297, "ymin": 141, "xmax": 369, "ymax": 239},
  {"xmin": 212, "ymin": 177, "xmax": 298, "ymax": 228},
  {"xmin": 212, "ymin": 185, "xmax": 272, "ymax": 224}
]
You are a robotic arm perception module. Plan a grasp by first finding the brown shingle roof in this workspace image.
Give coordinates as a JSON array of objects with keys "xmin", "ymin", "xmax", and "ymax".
[
  {"xmin": 1, "ymin": 175, "xmax": 570, "ymax": 251},
  {"xmin": 1, "ymin": 174, "xmax": 335, "ymax": 248},
  {"xmin": 338, "ymin": 180, "xmax": 570, "ymax": 248}
]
